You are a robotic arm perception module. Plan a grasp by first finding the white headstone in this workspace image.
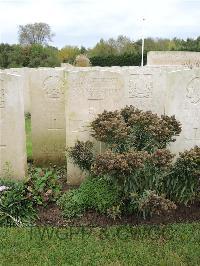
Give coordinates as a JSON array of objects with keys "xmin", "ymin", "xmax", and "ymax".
[
  {"xmin": 0, "ymin": 72, "xmax": 26, "ymax": 179},
  {"xmin": 165, "ymin": 69, "xmax": 200, "ymax": 153},
  {"xmin": 30, "ymin": 68, "xmax": 66, "ymax": 164}
]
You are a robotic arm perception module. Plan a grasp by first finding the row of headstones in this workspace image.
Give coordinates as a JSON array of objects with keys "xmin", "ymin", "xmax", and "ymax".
[{"xmin": 0, "ymin": 66, "xmax": 200, "ymax": 184}]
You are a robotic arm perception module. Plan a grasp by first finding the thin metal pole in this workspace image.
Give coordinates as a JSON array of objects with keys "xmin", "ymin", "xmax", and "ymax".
[
  {"xmin": 141, "ymin": 37, "xmax": 144, "ymax": 67},
  {"xmin": 141, "ymin": 18, "xmax": 145, "ymax": 67}
]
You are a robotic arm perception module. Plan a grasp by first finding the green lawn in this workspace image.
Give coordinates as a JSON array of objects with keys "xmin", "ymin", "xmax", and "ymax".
[
  {"xmin": 25, "ymin": 117, "xmax": 32, "ymax": 160},
  {"xmin": 0, "ymin": 223, "xmax": 200, "ymax": 265}
]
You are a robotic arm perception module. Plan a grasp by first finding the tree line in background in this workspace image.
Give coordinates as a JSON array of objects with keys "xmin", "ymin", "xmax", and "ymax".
[{"xmin": 1, "ymin": 22, "xmax": 200, "ymax": 68}]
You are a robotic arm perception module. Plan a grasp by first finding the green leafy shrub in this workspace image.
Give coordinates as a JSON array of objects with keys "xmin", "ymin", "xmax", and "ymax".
[
  {"xmin": 89, "ymin": 52, "xmax": 144, "ymax": 67},
  {"xmin": 167, "ymin": 146, "xmax": 200, "ymax": 204},
  {"xmin": 58, "ymin": 177, "xmax": 122, "ymax": 218},
  {"xmin": 0, "ymin": 181, "xmax": 36, "ymax": 227},
  {"xmin": 26, "ymin": 168, "xmax": 61, "ymax": 205},
  {"xmin": 57, "ymin": 189, "xmax": 85, "ymax": 218}
]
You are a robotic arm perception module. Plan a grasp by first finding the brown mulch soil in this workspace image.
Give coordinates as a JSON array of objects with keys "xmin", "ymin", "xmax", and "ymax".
[{"xmin": 36, "ymin": 201, "xmax": 200, "ymax": 227}]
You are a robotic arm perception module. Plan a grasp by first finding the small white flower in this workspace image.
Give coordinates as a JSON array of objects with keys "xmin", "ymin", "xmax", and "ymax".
[{"xmin": 0, "ymin": 186, "xmax": 9, "ymax": 192}]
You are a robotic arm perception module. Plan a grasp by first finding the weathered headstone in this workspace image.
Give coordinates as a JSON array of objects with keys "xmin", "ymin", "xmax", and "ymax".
[
  {"xmin": 65, "ymin": 69, "xmax": 124, "ymax": 184},
  {"xmin": 0, "ymin": 72, "xmax": 26, "ymax": 179},
  {"xmin": 4, "ymin": 68, "xmax": 31, "ymax": 114},
  {"xmin": 165, "ymin": 69, "xmax": 200, "ymax": 153},
  {"xmin": 30, "ymin": 68, "xmax": 66, "ymax": 164},
  {"xmin": 121, "ymin": 67, "xmax": 167, "ymax": 115}
]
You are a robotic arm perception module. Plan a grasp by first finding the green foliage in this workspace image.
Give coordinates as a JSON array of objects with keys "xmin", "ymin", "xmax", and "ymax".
[
  {"xmin": 2, "ymin": 35, "xmax": 200, "ymax": 69},
  {"xmin": 57, "ymin": 189, "xmax": 84, "ymax": 218},
  {"xmin": 89, "ymin": 53, "xmax": 143, "ymax": 67},
  {"xmin": 26, "ymin": 168, "xmax": 61, "ymax": 205},
  {"xmin": 166, "ymin": 146, "xmax": 200, "ymax": 204},
  {"xmin": 58, "ymin": 45, "xmax": 81, "ymax": 63},
  {"xmin": 25, "ymin": 44, "xmax": 60, "ymax": 67},
  {"xmin": 25, "ymin": 116, "xmax": 32, "ymax": 161},
  {"xmin": 0, "ymin": 166, "xmax": 63, "ymax": 226},
  {"xmin": 0, "ymin": 43, "xmax": 60, "ymax": 68},
  {"xmin": 0, "ymin": 180, "xmax": 36, "ymax": 227},
  {"xmin": 58, "ymin": 177, "xmax": 122, "ymax": 218}
]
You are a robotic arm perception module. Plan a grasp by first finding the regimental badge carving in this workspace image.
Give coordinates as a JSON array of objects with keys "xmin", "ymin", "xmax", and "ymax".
[
  {"xmin": 186, "ymin": 77, "xmax": 200, "ymax": 104},
  {"xmin": 0, "ymin": 79, "xmax": 5, "ymax": 108},
  {"xmin": 128, "ymin": 74, "xmax": 153, "ymax": 98},
  {"xmin": 42, "ymin": 76, "xmax": 64, "ymax": 100}
]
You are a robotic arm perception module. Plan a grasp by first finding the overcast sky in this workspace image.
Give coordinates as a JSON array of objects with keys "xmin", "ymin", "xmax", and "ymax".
[{"xmin": 0, "ymin": 0, "xmax": 199, "ymax": 48}]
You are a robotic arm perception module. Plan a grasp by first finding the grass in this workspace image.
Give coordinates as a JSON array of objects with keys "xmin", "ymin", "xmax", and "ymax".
[
  {"xmin": 0, "ymin": 223, "xmax": 200, "ymax": 265},
  {"xmin": 25, "ymin": 116, "xmax": 32, "ymax": 160}
]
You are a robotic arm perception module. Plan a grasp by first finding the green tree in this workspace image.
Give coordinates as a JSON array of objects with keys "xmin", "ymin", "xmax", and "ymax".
[{"xmin": 58, "ymin": 45, "xmax": 80, "ymax": 63}]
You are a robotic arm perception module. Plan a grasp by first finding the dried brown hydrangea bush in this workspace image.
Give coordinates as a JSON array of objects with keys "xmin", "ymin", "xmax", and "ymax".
[
  {"xmin": 68, "ymin": 106, "xmax": 199, "ymax": 217},
  {"xmin": 68, "ymin": 140, "xmax": 94, "ymax": 171},
  {"xmin": 131, "ymin": 190, "xmax": 177, "ymax": 218},
  {"xmin": 91, "ymin": 106, "xmax": 181, "ymax": 152}
]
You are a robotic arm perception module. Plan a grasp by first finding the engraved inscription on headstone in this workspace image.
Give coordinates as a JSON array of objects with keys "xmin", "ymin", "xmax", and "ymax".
[
  {"xmin": 185, "ymin": 128, "xmax": 200, "ymax": 141},
  {"xmin": 186, "ymin": 77, "xmax": 200, "ymax": 104},
  {"xmin": 0, "ymin": 79, "xmax": 5, "ymax": 108},
  {"xmin": 88, "ymin": 100, "xmax": 102, "ymax": 120},
  {"xmin": 40, "ymin": 144, "xmax": 65, "ymax": 160},
  {"xmin": 69, "ymin": 119, "xmax": 89, "ymax": 133},
  {"xmin": 128, "ymin": 74, "xmax": 153, "ymax": 98},
  {"xmin": 87, "ymin": 78, "xmax": 120, "ymax": 99},
  {"xmin": 87, "ymin": 78, "xmax": 105, "ymax": 100}
]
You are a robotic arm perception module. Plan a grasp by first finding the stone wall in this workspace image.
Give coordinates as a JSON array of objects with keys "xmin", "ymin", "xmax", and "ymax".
[{"xmin": 147, "ymin": 51, "xmax": 200, "ymax": 67}]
